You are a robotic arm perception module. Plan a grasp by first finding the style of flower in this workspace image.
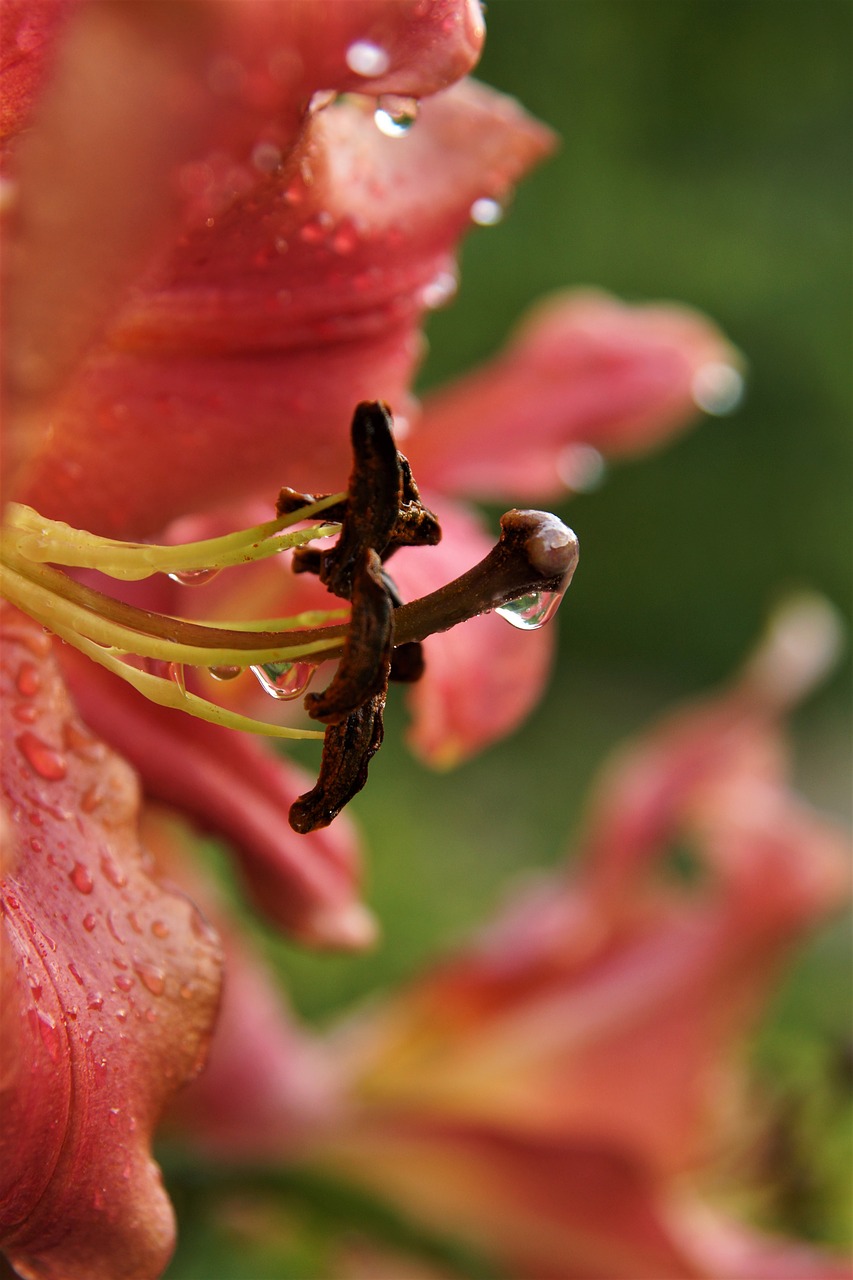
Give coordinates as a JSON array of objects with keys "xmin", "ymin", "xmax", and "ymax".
[
  {"xmin": 1, "ymin": 2, "xmax": 746, "ymax": 1277},
  {"xmin": 167, "ymin": 600, "xmax": 851, "ymax": 1280}
]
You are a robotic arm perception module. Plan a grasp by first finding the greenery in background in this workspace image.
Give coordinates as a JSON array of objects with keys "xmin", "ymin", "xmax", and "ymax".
[{"xmin": 164, "ymin": 2, "xmax": 851, "ymax": 1272}]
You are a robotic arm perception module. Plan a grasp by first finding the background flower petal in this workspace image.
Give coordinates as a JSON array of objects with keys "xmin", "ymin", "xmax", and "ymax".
[{"xmin": 409, "ymin": 288, "xmax": 743, "ymax": 502}]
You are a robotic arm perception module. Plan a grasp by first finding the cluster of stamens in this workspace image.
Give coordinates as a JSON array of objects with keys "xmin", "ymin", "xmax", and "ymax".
[{"xmin": 0, "ymin": 403, "xmax": 579, "ymax": 832}]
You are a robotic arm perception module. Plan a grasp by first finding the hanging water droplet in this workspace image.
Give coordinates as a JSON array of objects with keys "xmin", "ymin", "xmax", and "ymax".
[
  {"xmin": 208, "ymin": 664, "xmax": 243, "ymax": 682},
  {"xmin": 691, "ymin": 361, "xmax": 745, "ymax": 415},
  {"xmin": 249, "ymin": 661, "xmax": 316, "ymax": 700},
  {"xmin": 345, "ymin": 39, "xmax": 390, "ymax": 77},
  {"xmin": 374, "ymin": 95, "xmax": 419, "ymax": 137},
  {"xmin": 495, "ymin": 590, "xmax": 565, "ymax": 631},
  {"xmin": 557, "ymin": 443, "xmax": 607, "ymax": 493},
  {"xmin": 308, "ymin": 88, "xmax": 337, "ymax": 114},
  {"xmin": 167, "ymin": 567, "xmax": 220, "ymax": 586},
  {"xmin": 470, "ymin": 196, "xmax": 504, "ymax": 226},
  {"xmin": 421, "ymin": 270, "xmax": 458, "ymax": 310}
]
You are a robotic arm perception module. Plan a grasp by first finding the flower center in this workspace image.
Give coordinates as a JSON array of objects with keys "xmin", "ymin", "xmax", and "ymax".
[{"xmin": 0, "ymin": 402, "xmax": 579, "ymax": 830}]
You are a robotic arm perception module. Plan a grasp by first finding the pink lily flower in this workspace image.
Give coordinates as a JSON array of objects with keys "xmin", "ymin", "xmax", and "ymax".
[
  {"xmin": 165, "ymin": 601, "xmax": 850, "ymax": 1279},
  {"xmin": 0, "ymin": 2, "xmax": 743, "ymax": 1276}
]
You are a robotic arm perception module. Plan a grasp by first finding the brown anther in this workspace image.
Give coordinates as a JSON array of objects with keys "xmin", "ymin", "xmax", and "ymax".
[{"xmin": 288, "ymin": 401, "xmax": 438, "ymax": 832}]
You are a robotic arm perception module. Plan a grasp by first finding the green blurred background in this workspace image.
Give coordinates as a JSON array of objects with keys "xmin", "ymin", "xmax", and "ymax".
[{"xmin": 165, "ymin": 2, "xmax": 852, "ymax": 1273}]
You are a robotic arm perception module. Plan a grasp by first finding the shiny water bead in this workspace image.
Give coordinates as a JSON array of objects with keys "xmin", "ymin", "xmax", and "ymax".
[
  {"xmin": 374, "ymin": 95, "xmax": 419, "ymax": 137},
  {"xmin": 345, "ymin": 40, "xmax": 390, "ymax": 77},
  {"xmin": 249, "ymin": 661, "xmax": 316, "ymax": 700}
]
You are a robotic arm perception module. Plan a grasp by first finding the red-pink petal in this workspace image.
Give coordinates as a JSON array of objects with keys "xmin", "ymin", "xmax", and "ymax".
[
  {"xmin": 60, "ymin": 647, "xmax": 372, "ymax": 949},
  {"xmin": 390, "ymin": 498, "xmax": 557, "ymax": 767},
  {"xmin": 141, "ymin": 807, "xmax": 340, "ymax": 1160},
  {"xmin": 2, "ymin": 1, "xmax": 487, "ymax": 508},
  {"xmin": 409, "ymin": 289, "xmax": 743, "ymax": 502},
  {"xmin": 0, "ymin": 607, "xmax": 222, "ymax": 1280}
]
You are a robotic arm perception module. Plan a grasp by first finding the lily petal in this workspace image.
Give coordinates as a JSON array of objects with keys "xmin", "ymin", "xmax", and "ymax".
[
  {"xmin": 13, "ymin": 70, "xmax": 552, "ymax": 535},
  {"xmin": 0, "ymin": 607, "xmax": 222, "ymax": 1280},
  {"xmin": 2, "ymin": 0, "xmax": 488, "ymax": 508},
  {"xmin": 410, "ymin": 288, "xmax": 743, "ymax": 502}
]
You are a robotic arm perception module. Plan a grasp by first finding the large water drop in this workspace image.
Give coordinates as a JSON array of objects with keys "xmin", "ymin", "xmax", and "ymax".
[
  {"xmin": 250, "ymin": 661, "xmax": 316, "ymax": 700},
  {"xmin": 346, "ymin": 40, "xmax": 390, "ymax": 77},
  {"xmin": 374, "ymin": 95, "xmax": 419, "ymax": 137}
]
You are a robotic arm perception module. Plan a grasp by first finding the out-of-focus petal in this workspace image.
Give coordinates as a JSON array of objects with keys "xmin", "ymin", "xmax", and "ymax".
[
  {"xmin": 2, "ymin": 0, "xmax": 487, "ymax": 507},
  {"xmin": 0, "ymin": 0, "xmax": 74, "ymax": 162},
  {"xmin": 390, "ymin": 498, "xmax": 556, "ymax": 767},
  {"xmin": 0, "ymin": 607, "xmax": 222, "ymax": 1280},
  {"xmin": 410, "ymin": 289, "xmax": 743, "ymax": 502},
  {"xmin": 13, "ymin": 72, "xmax": 552, "ymax": 535},
  {"xmin": 60, "ymin": 647, "xmax": 373, "ymax": 949},
  {"xmin": 141, "ymin": 807, "xmax": 340, "ymax": 1160}
]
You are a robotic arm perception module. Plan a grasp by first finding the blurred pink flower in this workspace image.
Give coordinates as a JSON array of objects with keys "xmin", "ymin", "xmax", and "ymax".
[{"xmin": 169, "ymin": 601, "xmax": 851, "ymax": 1280}]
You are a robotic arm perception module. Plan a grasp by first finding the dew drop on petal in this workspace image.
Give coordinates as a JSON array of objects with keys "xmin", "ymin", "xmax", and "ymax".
[
  {"xmin": 135, "ymin": 962, "xmax": 166, "ymax": 996},
  {"xmin": 496, "ymin": 517, "xmax": 578, "ymax": 631},
  {"xmin": 250, "ymin": 661, "xmax": 316, "ymax": 700},
  {"xmin": 16, "ymin": 662, "xmax": 40, "ymax": 697},
  {"xmin": 345, "ymin": 39, "xmax": 390, "ymax": 77},
  {"xmin": 251, "ymin": 141, "xmax": 282, "ymax": 173},
  {"xmin": 16, "ymin": 732, "xmax": 67, "ymax": 780},
  {"xmin": 374, "ymin": 95, "xmax": 419, "ymax": 137},
  {"xmin": 36, "ymin": 1010, "xmax": 61, "ymax": 1063},
  {"xmin": 115, "ymin": 974, "xmax": 134, "ymax": 993},
  {"xmin": 82, "ymin": 913, "xmax": 97, "ymax": 932},
  {"xmin": 100, "ymin": 853, "xmax": 127, "ymax": 889},
  {"xmin": 691, "ymin": 361, "xmax": 745, "ymax": 415},
  {"xmin": 470, "ymin": 196, "xmax": 504, "ymax": 226},
  {"xmin": 167, "ymin": 567, "xmax": 220, "ymax": 586},
  {"xmin": 167, "ymin": 662, "xmax": 187, "ymax": 696},
  {"xmin": 151, "ymin": 919, "xmax": 169, "ymax": 939},
  {"xmin": 70, "ymin": 861, "xmax": 94, "ymax": 894}
]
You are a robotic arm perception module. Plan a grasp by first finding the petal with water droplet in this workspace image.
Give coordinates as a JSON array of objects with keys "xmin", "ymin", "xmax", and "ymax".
[{"xmin": 0, "ymin": 607, "xmax": 222, "ymax": 1280}]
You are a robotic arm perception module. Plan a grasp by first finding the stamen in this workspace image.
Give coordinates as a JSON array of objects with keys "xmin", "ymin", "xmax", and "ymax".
[{"xmin": 0, "ymin": 402, "xmax": 579, "ymax": 831}]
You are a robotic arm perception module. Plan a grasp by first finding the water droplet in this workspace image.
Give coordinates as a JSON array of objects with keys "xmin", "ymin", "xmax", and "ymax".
[
  {"xmin": 557, "ymin": 443, "xmax": 607, "ymax": 493},
  {"xmin": 345, "ymin": 39, "xmax": 390, "ymax": 77},
  {"xmin": 167, "ymin": 567, "xmax": 220, "ymax": 586},
  {"xmin": 249, "ymin": 661, "xmax": 316, "ymax": 700},
  {"xmin": 691, "ymin": 361, "xmax": 745, "ymax": 415},
  {"xmin": 70, "ymin": 861, "xmax": 94, "ymax": 894},
  {"xmin": 82, "ymin": 913, "xmax": 97, "ymax": 932},
  {"xmin": 107, "ymin": 1107, "xmax": 120, "ymax": 1128},
  {"xmin": 16, "ymin": 732, "xmax": 67, "ymax": 780},
  {"xmin": 470, "ymin": 196, "xmax": 504, "ymax": 226},
  {"xmin": 67, "ymin": 962, "xmax": 84, "ymax": 987},
  {"xmin": 36, "ymin": 1010, "xmax": 61, "ymax": 1063},
  {"xmin": 167, "ymin": 662, "xmax": 186, "ymax": 696},
  {"xmin": 63, "ymin": 722, "xmax": 105, "ymax": 761},
  {"xmin": 16, "ymin": 662, "xmax": 40, "ymax": 697},
  {"xmin": 179, "ymin": 983, "xmax": 193, "ymax": 1000},
  {"xmin": 127, "ymin": 911, "xmax": 143, "ymax": 935},
  {"xmin": 115, "ymin": 974, "xmax": 134, "ymax": 993},
  {"xmin": 421, "ymin": 269, "xmax": 458, "ymax": 310},
  {"xmin": 374, "ymin": 95, "xmax": 419, "ymax": 137},
  {"xmin": 100, "ymin": 853, "xmax": 127, "ymax": 889},
  {"xmin": 151, "ymin": 919, "xmax": 169, "ymax": 939},
  {"xmin": 29, "ymin": 836, "xmax": 42, "ymax": 853},
  {"xmin": 135, "ymin": 962, "xmax": 166, "ymax": 996},
  {"xmin": 208, "ymin": 664, "xmax": 243, "ymax": 682},
  {"xmin": 495, "ymin": 517, "xmax": 578, "ymax": 632},
  {"xmin": 12, "ymin": 704, "xmax": 38, "ymax": 723},
  {"xmin": 88, "ymin": 993, "xmax": 104, "ymax": 1011},
  {"xmin": 496, "ymin": 588, "xmax": 566, "ymax": 631},
  {"xmin": 81, "ymin": 784, "xmax": 103, "ymax": 813},
  {"xmin": 115, "ymin": 1008, "xmax": 128, "ymax": 1023},
  {"xmin": 308, "ymin": 88, "xmax": 337, "ymax": 113},
  {"xmin": 331, "ymin": 218, "xmax": 360, "ymax": 254},
  {"xmin": 251, "ymin": 140, "xmax": 283, "ymax": 173}
]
